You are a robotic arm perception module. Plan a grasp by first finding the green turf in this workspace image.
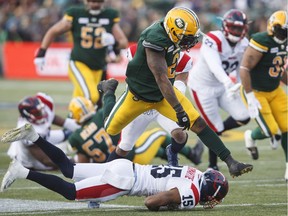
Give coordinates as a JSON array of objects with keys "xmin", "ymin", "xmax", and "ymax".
[{"xmin": 0, "ymin": 79, "xmax": 287, "ymax": 215}]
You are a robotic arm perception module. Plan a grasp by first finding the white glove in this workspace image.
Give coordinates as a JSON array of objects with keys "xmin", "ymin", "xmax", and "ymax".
[
  {"xmin": 246, "ymin": 92, "xmax": 262, "ymax": 119},
  {"xmin": 224, "ymin": 82, "xmax": 241, "ymax": 99},
  {"xmin": 63, "ymin": 118, "xmax": 80, "ymax": 132},
  {"xmin": 34, "ymin": 57, "xmax": 45, "ymax": 73},
  {"xmin": 101, "ymin": 32, "xmax": 115, "ymax": 47}
]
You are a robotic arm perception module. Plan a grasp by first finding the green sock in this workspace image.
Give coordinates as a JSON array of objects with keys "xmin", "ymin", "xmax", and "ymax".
[
  {"xmin": 156, "ymin": 148, "xmax": 167, "ymax": 160},
  {"xmin": 197, "ymin": 126, "xmax": 230, "ymax": 161},
  {"xmin": 251, "ymin": 127, "xmax": 267, "ymax": 140},
  {"xmin": 281, "ymin": 132, "xmax": 287, "ymax": 162},
  {"xmin": 179, "ymin": 146, "xmax": 191, "ymax": 158}
]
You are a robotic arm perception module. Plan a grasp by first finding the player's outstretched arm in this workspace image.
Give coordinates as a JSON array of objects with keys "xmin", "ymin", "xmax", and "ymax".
[{"xmin": 144, "ymin": 188, "xmax": 180, "ymax": 211}]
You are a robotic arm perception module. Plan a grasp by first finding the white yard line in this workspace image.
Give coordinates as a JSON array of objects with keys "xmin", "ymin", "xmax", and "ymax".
[{"xmin": 0, "ymin": 198, "xmax": 286, "ymax": 214}]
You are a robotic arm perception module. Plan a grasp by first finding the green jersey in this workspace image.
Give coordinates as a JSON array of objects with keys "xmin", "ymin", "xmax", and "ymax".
[
  {"xmin": 65, "ymin": 6, "xmax": 119, "ymax": 70},
  {"xmin": 68, "ymin": 93, "xmax": 121, "ymax": 163},
  {"xmin": 68, "ymin": 109, "xmax": 120, "ymax": 163},
  {"xmin": 126, "ymin": 19, "xmax": 180, "ymax": 102},
  {"xmin": 249, "ymin": 32, "xmax": 287, "ymax": 92}
]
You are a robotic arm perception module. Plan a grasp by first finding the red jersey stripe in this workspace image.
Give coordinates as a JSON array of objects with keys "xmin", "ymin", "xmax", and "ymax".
[
  {"xmin": 76, "ymin": 184, "xmax": 123, "ymax": 200},
  {"xmin": 36, "ymin": 95, "xmax": 53, "ymax": 111},
  {"xmin": 207, "ymin": 33, "xmax": 222, "ymax": 53},
  {"xmin": 191, "ymin": 183, "xmax": 200, "ymax": 204},
  {"xmin": 191, "ymin": 90, "xmax": 218, "ymax": 132},
  {"xmin": 176, "ymin": 53, "xmax": 191, "ymax": 72}
]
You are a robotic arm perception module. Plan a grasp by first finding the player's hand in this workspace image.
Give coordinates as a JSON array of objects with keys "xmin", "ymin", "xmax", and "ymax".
[
  {"xmin": 34, "ymin": 48, "xmax": 46, "ymax": 73},
  {"xmin": 225, "ymin": 82, "xmax": 241, "ymax": 99},
  {"xmin": 101, "ymin": 32, "xmax": 115, "ymax": 47},
  {"xmin": 173, "ymin": 104, "xmax": 190, "ymax": 130},
  {"xmin": 176, "ymin": 111, "xmax": 190, "ymax": 130},
  {"xmin": 246, "ymin": 92, "xmax": 262, "ymax": 119},
  {"xmin": 63, "ymin": 118, "xmax": 80, "ymax": 132},
  {"xmin": 34, "ymin": 57, "xmax": 45, "ymax": 73}
]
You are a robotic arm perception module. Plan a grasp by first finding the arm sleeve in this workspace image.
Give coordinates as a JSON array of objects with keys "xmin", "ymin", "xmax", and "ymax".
[{"xmin": 102, "ymin": 92, "xmax": 116, "ymax": 120}]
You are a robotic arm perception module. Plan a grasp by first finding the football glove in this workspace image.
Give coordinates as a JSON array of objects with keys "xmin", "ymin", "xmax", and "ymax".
[
  {"xmin": 34, "ymin": 48, "xmax": 46, "ymax": 73},
  {"xmin": 224, "ymin": 82, "xmax": 241, "ymax": 99},
  {"xmin": 63, "ymin": 118, "xmax": 80, "ymax": 132},
  {"xmin": 246, "ymin": 92, "xmax": 262, "ymax": 119},
  {"xmin": 101, "ymin": 32, "xmax": 115, "ymax": 47},
  {"xmin": 34, "ymin": 57, "xmax": 45, "ymax": 73},
  {"xmin": 173, "ymin": 104, "xmax": 190, "ymax": 130}
]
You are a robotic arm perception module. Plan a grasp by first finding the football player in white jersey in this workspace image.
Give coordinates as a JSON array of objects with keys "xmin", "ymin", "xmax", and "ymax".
[
  {"xmin": 7, "ymin": 92, "xmax": 80, "ymax": 170},
  {"xmin": 107, "ymin": 44, "xmax": 204, "ymax": 166},
  {"xmin": 187, "ymin": 9, "xmax": 250, "ymax": 170},
  {"xmin": 1, "ymin": 123, "xmax": 229, "ymax": 210}
]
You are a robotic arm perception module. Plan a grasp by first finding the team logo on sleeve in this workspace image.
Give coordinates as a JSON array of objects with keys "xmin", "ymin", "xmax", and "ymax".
[{"xmin": 175, "ymin": 18, "xmax": 185, "ymax": 29}]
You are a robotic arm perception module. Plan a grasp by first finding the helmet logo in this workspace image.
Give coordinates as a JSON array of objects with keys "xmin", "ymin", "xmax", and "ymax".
[{"xmin": 175, "ymin": 18, "xmax": 185, "ymax": 29}]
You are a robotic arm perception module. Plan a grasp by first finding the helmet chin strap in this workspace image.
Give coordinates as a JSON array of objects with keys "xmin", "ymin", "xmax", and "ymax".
[{"xmin": 273, "ymin": 36, "xmax": 287, "ymax": 44}]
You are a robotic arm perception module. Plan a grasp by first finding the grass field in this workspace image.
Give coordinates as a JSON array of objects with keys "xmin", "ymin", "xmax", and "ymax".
[{"xmin": 0, "ymin": 79, "xmax": 287, "ymax": 216}]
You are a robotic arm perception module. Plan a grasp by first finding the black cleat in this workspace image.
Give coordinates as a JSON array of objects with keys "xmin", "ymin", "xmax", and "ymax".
[
  {"xmin": 228, "ymin": 162, "xmax": 253, "ymax": 178},
  {"xmin": 247, "ymin": 147, "xmax": 259, "ymax": 160},
  {"xmin": 97, "ymin": 78, "xmax": 119, "ymax": 94},
  {"xmin": 188, "ymin": 140, "xmax": 204, "ymax": 165},
  {"xmin": 166, "ymin": 144, "xmax": 179, "ymax": 166}
]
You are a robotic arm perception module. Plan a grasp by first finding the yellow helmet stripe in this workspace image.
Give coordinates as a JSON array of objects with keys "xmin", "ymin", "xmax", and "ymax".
[
  {"xmin": 176, "ymin": 6, "xmax": 200, "ymax": 29},
  {"xmin": 75, "ymin": 97, "xmax": 89, "ymax": 115}
]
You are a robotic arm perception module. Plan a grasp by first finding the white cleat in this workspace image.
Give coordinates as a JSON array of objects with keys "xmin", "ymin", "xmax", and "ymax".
[
  {"xmin": 1, "ymin": 123, "xmax": 39, "ymax": 143},
  {"xmin": 1, "ymin": 160, "xmax": 29, "ymax": 192},
  {"xmin": 244, "ymin": 130, "xmax": 258, "ymax": 160}
]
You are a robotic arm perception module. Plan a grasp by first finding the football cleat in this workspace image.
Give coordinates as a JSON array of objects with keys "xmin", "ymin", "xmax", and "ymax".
[
  {"xmin": 188, "ymin": 139, "xmax": 204, "ymax": 165},
  {"xmin": 228, "ymin": 161, "xmax": 253, "ymax": 178},
  {"xmin": 97, "ymin": 78, "xmax": 119, "ymax": 94},
  {"xmin": 244, "ymin": 130, "xmax": 258, "ymax": 160},
  {"xmin": 1, "ymin": 160, "xmax": 29, "ymax": 192},
  {"xmin": 166, "ymin": 144, "xmax": 179, "ymax": 166},
  {"xmin": 1, "ymin": 123, "xmax": 39, "ymax": 143}
]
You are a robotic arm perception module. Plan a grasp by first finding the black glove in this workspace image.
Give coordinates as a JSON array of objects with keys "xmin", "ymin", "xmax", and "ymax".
[
  {"xmin": 173, "ymin": 104, "xmax": 190, "ymax": 130},
  {"xmin": 176, "ymin": 110, "xmax": 190, "ymax": 130}
]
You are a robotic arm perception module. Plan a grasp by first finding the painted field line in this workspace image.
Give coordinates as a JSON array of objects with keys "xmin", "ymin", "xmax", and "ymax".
[{"xmin": 0, "ymin": 198, "xmax": 286, "ymax": 214}]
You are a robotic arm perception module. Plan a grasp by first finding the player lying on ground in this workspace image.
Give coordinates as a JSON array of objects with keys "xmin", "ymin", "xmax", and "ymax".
[{"xmin": 0, "ymin": 123, "xmax": 228, "ymax": 211}]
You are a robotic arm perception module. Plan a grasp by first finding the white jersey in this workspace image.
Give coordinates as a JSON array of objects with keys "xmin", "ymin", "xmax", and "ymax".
[
  {"xmin": 187, "ymin": 31, "xmax": 249, "ymax": 132},
  {"xmin": 7, "ymin": 93, "xmax": 65, "ymax": 170},
  {"xmin": 73, "ymin": 159, "xmax": 202, "ymax": 209},
  {"xmin": 188, "ymin": 30, "xmax": 248, "ymax": 89}
]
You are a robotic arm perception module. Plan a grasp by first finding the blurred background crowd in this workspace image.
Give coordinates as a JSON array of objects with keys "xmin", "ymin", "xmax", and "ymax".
[{"xmin": 0, "ymin": 0, "xmax": 286, "ymax": 74}]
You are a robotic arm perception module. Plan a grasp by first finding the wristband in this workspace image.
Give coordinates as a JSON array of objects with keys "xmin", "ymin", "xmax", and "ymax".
[
  {"xmin": 36, "ymin": 48, "xmax": 47, "ymax": 58},
  {"xmin": 173, "ymin": 103, "xmax": 183, "ymax": 113}
]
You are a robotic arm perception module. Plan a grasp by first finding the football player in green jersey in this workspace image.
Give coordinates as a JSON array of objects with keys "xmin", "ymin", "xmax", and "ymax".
[
  {"xmin": 104, "ymin": 6, "xmax": 253, "ymax": 178},
  {"xmin": 34, "ymin": 0, "xmax": 128, "ymax": 107},
  {"xmin": 68, "ymin": 84, "xmax": 202, "ymax": 165},
  {"xmin": 239, "ymin": 10, "xmax": 288, "ymax": 180}
]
